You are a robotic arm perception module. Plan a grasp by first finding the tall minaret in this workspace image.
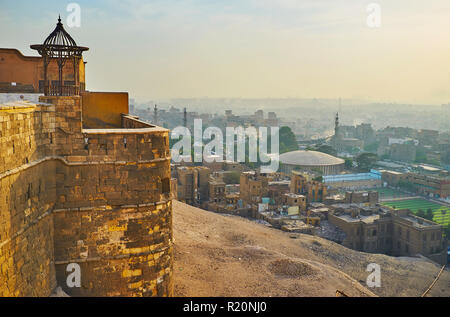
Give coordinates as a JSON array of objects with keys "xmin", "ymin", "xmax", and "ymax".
[
  {"xmin": 183, "ymin": 107, "xmax": 187, "ymax": 128},
  {"xmin": 333, "ymin": 112, "xmax": 340, "ymax": 150},
  {"xmin": 335, "ymin": 97, "xmax": 341, "ymax": 137},
  {"xmin": 335, "ymin": 112, "xmax": 339, "ymax": 136},
  {"xmin": 154, "ymin": 104, "xmax": 158, "ymax": 125}
]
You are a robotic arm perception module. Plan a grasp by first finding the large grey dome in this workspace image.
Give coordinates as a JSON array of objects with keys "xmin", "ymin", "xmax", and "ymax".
[
  {"xmin": 280, "ymin": 150, "xmax": 344, "ymax": 166},
  {"xmin": 279, "ymin": 150, "xmax": 345, "ymax": 175}
]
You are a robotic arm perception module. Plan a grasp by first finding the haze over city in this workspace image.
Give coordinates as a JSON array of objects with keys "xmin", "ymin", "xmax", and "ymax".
[{"xmin": 1, "ymin": 0, "xmax": 450, "ymax": 104}]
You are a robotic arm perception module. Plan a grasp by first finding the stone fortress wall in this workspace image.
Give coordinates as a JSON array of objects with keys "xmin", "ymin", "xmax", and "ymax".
[
  {"xmin": 0, "ymin": 101, "xmax": 57, "ymax": 296},
  {"xmin": 0, "ymin": 95, "xmax": 173, "ymax": 296}
]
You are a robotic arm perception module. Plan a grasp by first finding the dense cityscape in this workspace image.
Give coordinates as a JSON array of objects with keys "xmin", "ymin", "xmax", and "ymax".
[{"xmin": 131, "ymin": 100, "xmax": 450, "ymax": 265}]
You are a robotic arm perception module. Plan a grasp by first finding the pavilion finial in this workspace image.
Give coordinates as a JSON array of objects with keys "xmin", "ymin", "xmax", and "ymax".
[{"xmin": 58, "ymin": 15, "xmax": 61, "ymax": 24}]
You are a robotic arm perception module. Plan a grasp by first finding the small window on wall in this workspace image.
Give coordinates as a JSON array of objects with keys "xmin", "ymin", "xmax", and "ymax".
[{"xmin": 162, "ymin": 178, "xmax": 170, "ymax": 194}]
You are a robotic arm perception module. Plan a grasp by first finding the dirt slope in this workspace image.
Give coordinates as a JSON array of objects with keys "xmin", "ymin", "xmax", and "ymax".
[{"xmin": 173, "ymin": 201, "xmax": 450, "ymax": 297}]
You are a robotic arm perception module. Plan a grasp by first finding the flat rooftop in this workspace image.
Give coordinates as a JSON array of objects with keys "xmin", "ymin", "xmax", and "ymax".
[
  {"xmin": 334, "ymin": 213, "xmax": 380, "ymax": 224},
  {"xmin": 284, "ymin": 193, "xmax": 305, "ymax": 198},
  {"xmin": 397, "ymin": 214, "xmax": 439, "ymax": 229},
  {"xmin": 268, "ymin": 180, "xmax": 290, "ymax": 186},
  {"xmin": 381, "ymin": 169, "xmax": 404, "ymax": 175}
]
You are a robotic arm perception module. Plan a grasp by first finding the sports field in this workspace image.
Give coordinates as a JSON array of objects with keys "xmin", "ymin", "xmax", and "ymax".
[
  {"xmin": 382, "ymin": 198, "xmax": 450, "ymax": 227},
  {"xmin": 368, "ymin": 187, "xmax": 410, "ymax": 200}
]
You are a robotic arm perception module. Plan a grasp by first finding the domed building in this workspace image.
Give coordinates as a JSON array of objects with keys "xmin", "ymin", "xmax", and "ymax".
[{"xmin": 279, "ymin": 150, "xmax": 345, "ymax": 175}]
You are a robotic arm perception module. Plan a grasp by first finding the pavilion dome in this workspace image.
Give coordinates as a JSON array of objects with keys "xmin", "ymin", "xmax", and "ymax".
[
  {"xmin": 31, "ymin": 16, "xmax": 88, "ymax": 58},
  {"xmin": 44, "ymin": 16, "xmax": 77, "ymax": 47}
]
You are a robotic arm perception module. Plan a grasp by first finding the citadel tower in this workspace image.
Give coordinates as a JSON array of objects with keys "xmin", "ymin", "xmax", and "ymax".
[{"xmin": 0, "ymin": 17, "xmax": 173, "ymax": 297}]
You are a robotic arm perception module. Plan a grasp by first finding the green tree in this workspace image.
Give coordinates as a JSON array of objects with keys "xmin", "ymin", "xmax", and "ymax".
[
  {"xmin": 426, "ymin": 208, "xmax": 434, "ymax": 221},
  {"xmin": 313, "ymin": 175, "xmax": 323, "ymax": 182},
  {"xmin": 442, "ymin": 150, "xmax": 450, "ymax": 165},
  {"xmin": 223, "ymin": 171, "xmax": 240, "ymax": 184},
  {"xmin": 415, "ymin": 147, "xmax": 428, "ymax": 163},
  {"xmin": 416, "ymin": 209, "xmax": 426, "ymax": 218},
  {"xmin": 344, "ymin": 158, "xmax": 353, "ymax": 169},
  {"xmin": 444, "ymin": 223, "xmax": 450, "ymax": 238},
  {"xmin": 315, "ymin": 144, "xmax": 337, "ymax": 156},
  {"xmin": 355, "ymin": 152, "xmax": 378, "ymax": 172},
  {"xmin": 398, "ymin": 179, "xmax": 416, "ymax": 192},
  {"xmin": 279, "ymin": 126, "xmax": 299, "ymax": 154},
  {"xmin": 364, "ymin": 141, "xmax": 380, "ymax": 153}
]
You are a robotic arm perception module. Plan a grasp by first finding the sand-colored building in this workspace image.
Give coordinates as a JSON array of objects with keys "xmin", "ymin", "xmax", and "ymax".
[
  {"xmin": 290, "ymin": 171, "xmax": 327, "ymax": 203},
  {"xmin": 283, "ymin": 193, "xmax": 306, "ymax": 212},
  {"xmin": 344, "ymin": 191, "xmax": 379, "ymax": 205},
  {"xmin": 239, "ymin": 171, "xmax": 269, "ymax": 207},
  {"xmin": 175, "ymin": 166, "xmax": 211, "ymax": 205},
  {"xmin": 328, "ymin": 205, "xmax": 446, "ymax": 264},
  {"xmin": 381, "ymin": 170, "xmax": 407, "ymax": 187},
  {"xmin": 405, "ymin": 173, "xmax": 450, "ymax": 199}
]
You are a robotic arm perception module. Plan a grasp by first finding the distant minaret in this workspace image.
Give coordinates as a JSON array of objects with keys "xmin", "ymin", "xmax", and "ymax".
[
  {"xmin": 154, "ymin": 104, "xmax": 158, "ymax": 124},
  {"xmin": 335, "ymin": 112, "xmax": 339, "ymax": 136},
  {"xmin": 333, "ymin": 112, "xmax": 340, "ymax": 150},
  {"xmin": 183, "ymin": 107, "xmax": 187, "ymax": 128}
]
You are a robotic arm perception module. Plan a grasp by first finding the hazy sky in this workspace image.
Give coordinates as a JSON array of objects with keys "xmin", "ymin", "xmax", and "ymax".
[{"xmin": 1, "ymin": 0, "xmax": 449, "ymax": 104}]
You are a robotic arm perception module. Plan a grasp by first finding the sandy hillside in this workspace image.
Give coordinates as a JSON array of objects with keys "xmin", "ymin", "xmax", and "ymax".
[{"xmin": 172, "ymin": 200, "xmax": 450, "ymax": 297}]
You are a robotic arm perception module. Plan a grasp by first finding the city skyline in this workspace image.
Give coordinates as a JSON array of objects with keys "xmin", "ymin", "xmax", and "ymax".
[{"xmin": 1, "ymin": 0, "xmax": 450, "ymax": 104}]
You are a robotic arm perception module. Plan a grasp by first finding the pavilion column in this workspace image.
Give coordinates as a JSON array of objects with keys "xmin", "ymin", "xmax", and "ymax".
[
  {"xmin": 43, "ymin": 55, "xmax": 48, "ymax": 95},
  {"xmin": 73, "ymin": 56, "xmax": 79, "ymax": 95},
  {"xmin": 58, "ymin": 51, "xmax": 63, "ymax": 96},
  {"xmin": 59, "ymin": 64, "xmax": 63, "ymax": 96}
]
